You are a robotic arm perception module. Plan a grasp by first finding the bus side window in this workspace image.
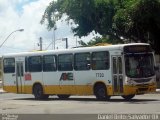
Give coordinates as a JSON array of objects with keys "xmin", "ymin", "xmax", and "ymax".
[
  {"xmin": 92, "ymin": 51, "xmax": 109, "ymax": 70},
  {"xmin": 3, "ymin": 58, "xmax": 15, "ymax": 73},
  {"xmin": 74, "ymin": 52, "xmax": 90, "ymax": 71},
  {"xmin": 58, "ymin": 54, "xmax": 73, "ymax": 71},
  {"xmin": 25, "ymin": 57, "xmax": 29, "ymax": 72},
  {"xmin": 28, "ymin": 56, "xmax": 42, "ymax": 72},
  {"xmin": 43, "ymin": 55, "xmax": 57, "ymax": 72}
]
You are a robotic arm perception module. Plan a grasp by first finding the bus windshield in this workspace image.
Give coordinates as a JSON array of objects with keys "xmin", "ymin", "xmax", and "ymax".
[{"xmin": 125, "ymin": 53, "xmax": 155, "ymax": 78}]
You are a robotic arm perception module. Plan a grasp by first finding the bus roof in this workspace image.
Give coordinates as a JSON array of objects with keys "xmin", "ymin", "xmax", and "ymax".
[{"xmin": 2, "ymin": 43, "xmax": 150, "ymax": 57}]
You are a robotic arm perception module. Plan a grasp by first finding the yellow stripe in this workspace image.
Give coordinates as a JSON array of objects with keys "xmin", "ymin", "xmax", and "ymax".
[
  {"xmin": 3, "ymin": 85, "xmax": 101, "ymax": 95},
  {"xmin": 123, "ymin": 84, "xmax": 157, "ymax": 95},
  {"xmin": 44, "ymin": 85, "xmax": 93, "ymax": 95},
  {"xmin": 3, "ymin": 86, "xmax": 17, "ymax": 93},
  {"xmin": 3, "ymin": 85, "xmax": 32, "ymax": 94},
  {"xmin": 3, "ymin": 84, "xmax": 156, "ymax": 95}
]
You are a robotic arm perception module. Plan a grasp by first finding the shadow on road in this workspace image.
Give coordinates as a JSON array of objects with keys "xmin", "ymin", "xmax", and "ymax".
[{"xmin": 12, "ymin": 97, "xmax": 159, "ymax": 104}]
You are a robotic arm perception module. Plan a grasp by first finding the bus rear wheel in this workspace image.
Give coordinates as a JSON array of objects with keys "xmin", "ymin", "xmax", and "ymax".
[
  {"xmin": 94, "ymin": 84, "xmax": 110, "ymax": 100},
  {"xmin": 122, "ymin": 94, "xmax": 135, "ymax": 101},
  {"xmin": 33, "ymin": 84, "xmax": 49, "ymax": 100},
  {"xmin": 57, "ymin": 95, "xmax": 70, "ymax": 99}
]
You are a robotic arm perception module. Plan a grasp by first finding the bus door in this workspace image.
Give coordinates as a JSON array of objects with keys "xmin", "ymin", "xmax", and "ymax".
[
  {"xmin": 16, "ymin": 61, "xmax": 25, "ymax": 93},
  {"xmin": 112, "ymin": 56, "xmax": 123, "ymax": 95}
]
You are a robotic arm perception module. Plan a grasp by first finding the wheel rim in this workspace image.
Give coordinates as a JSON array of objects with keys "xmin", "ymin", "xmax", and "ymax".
[
  {"xmin": 97, "ymin": 88, "xmax": 106, "ymax": 98},
  {"xmin": 95, "ymin": 85, "xmax": 107, "ymax": 100},
  {"xmin": 36, "ymin": 88, "xmax": 42, "ymax": 97},
  {"xmin": 34, "ymin": 85, "xmax": 43, "ymax": 98}
]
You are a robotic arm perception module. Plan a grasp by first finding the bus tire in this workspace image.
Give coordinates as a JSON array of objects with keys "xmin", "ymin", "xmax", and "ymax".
[
  {"xmin": 57, "ymin": 95, "xmax": 70, "ymax": 99},
  {"xmin": 33, "ymin": 84, "xmax": 49, "ymax": 100},
  {"xmin": 122, "ymin": 94, "xmax": 135, "ymax": 101},
  {"xmin": 94, "ymin": 84, "xmax": 110, "ymax": 100}
]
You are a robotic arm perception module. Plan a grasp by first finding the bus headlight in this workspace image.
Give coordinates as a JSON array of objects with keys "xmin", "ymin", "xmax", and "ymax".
[{"xmin": 126, "ymin": 79, "xmax": 134, "ymax": 86}]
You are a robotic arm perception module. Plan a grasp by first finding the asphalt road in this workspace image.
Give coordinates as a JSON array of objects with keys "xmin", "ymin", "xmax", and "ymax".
[{"xmin": 0, "ymin": 93, "xmax": 160, "ymax": 120}]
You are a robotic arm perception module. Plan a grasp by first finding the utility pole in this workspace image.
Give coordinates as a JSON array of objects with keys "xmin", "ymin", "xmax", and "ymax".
[
  {"xmin": 76, "ymin": 36, "xmax": 77, "ymax": 48},
  {"xmin": 52, "ymin": 26, "xmax": 57, "ymax": 50},
  {"xmin": 39, "ymin": 37, "xmax": 43, "ymax": 51},
  {"xmin": 62, "ymin": 38, "xmax": 68, "ymax": 49}
]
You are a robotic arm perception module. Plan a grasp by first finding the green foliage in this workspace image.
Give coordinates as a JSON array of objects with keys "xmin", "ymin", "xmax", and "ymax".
[
  {"xmin": 78, "ymin": 36, "xmax": 123, "ymax": 47},
  {"xmin": 41, "ymin": 0, "xmax": 160, "ymax": 54},
  {"xmin": 41, "ymin": 0, "xmax": 115, "ymax": 37},
  {"xmin": 78, "ymin": 37, "xmax": 107, "ymax": 47},
  {"xmin": 114, "ymin": 0, "xmax": 160, "ymax": 54}
]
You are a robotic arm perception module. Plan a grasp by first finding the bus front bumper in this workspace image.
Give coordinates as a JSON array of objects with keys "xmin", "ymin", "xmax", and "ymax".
[{"xmin": 123, "ymin": 84, "xmax": 157, "ymax": 95}]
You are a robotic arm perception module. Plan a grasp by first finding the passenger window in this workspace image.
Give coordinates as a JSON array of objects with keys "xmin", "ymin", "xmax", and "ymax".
[
  {"xmin": 43, "ymin": 55, "xmax": 57, "ymax": 71},
  {"xmin": 25, "ymin": 57, "xmax": 28, "ymax": 72},
  {"xmin": 74, "ymin": 53, "xmax": 90, "ymax": 70},
  {"xmin": 118, "ymin": 57, "xmax": 122, "ymax": 74},
  {"xmin": 28, "ymin": 56, "xmax": 42, "ymax": 72},
  {"xmin": 92, "ymin": 51, "xmax": 109, "ymax": 70},
  {"xmin": 58, "ymin": 54, "xmax": 73, "ymax": 71},
  {"xmin": 3, "ymin": 58, "xmax": 15, "ymax": 73}
]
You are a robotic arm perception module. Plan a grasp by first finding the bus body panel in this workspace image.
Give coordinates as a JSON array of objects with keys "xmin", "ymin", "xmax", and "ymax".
[{"xmin": 2, "ymin": 43, "xmax": 156, "ymax": 98}]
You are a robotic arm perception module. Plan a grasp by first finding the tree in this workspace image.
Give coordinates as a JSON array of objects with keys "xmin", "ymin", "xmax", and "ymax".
[
  {"xmin": 41, "ymin": 0, "xmax": 116, "ymax": 37},
  {"xmin": 114, "ymin": 0, "xmax": 160, "ymax": 54},
  {"xmin": 78, "ymin": 36, "xmax": 122, "ymax": 47},
  {"xmin": 41, "ymin": 0, "xmax": 160, "ymax": 54}
]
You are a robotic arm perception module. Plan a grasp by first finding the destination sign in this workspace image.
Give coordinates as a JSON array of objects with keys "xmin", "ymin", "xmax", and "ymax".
[{"xmin": 124, "ymin": 45, "xmax": 152, "ymax": 53}]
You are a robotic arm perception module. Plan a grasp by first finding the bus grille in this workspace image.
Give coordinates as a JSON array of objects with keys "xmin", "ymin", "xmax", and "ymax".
[
  {"xmin": 133, "ymin": 78, "xmax": 151, "ymax": 83},
  {"xmin": 138, "ymin": 88, "xmax": 148, "ymax": 92}
]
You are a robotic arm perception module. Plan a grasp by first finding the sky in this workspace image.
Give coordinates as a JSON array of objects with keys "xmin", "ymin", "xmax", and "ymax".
[{"xmin": 0, "ymin": 0, "xmax": 97, "ymax": 55}]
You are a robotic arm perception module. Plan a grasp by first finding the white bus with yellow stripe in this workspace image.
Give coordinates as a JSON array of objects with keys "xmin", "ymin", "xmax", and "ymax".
[{"xmin": 2, "ymin": 43, "xmax": 157, "ymax": 100}]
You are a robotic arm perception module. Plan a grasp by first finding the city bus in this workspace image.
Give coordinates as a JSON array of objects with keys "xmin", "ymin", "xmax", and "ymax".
[{"xmin": 2, "ymin": 43, "xmax": 157, "ymax": 100}]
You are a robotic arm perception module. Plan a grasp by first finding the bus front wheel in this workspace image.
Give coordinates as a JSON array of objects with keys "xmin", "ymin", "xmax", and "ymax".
[
  {"xmin": 94, "ymin": 84, "xmax": 110, "ymax": 100},
  {"xmin": 122, "ymin": 94, "xmax": 135, "ymax": 101},
  {"xmin": 33, "ymin": 84, "xmax": 49, "ymax": 100}
]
